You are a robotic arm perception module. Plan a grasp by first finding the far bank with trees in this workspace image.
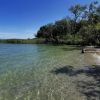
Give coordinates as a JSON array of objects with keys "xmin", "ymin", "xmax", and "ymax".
[{"xmin": 36, "ymin": 1, "xmax": 100, "ymax": 46}]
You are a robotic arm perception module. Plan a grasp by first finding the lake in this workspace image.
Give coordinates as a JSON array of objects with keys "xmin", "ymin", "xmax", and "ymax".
[{"xmin": 0, "ymin": 44, "xmax": 100, "ymax": 100}]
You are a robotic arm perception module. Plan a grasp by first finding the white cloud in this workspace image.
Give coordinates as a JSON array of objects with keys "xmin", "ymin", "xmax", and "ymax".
[{"xmin": 0, "ymin": 32, "xmax": 35, "ymax": 39}]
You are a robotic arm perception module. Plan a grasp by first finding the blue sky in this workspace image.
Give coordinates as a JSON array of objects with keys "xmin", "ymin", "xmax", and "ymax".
[{"xmin": 0, "ymin": 0, "xmax": 99, "ymax": 39}]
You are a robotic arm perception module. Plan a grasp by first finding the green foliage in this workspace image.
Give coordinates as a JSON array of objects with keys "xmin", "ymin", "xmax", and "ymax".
[
  {"xmin": 96, "ymin": 23, "xmax": 100, "ymax": 29},
  {"xmin": 69, "ymin": 4, "xmax": 86, "ymax": 22},
  {"xmin": 36, "ymin": 1, "xmax": 100, "ymax": 46}
]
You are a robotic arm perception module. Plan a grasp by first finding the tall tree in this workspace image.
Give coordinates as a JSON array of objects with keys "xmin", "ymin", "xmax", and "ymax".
[{"xmin": 69, "ymin": 4, "xmax": 86, "ymax": 38}]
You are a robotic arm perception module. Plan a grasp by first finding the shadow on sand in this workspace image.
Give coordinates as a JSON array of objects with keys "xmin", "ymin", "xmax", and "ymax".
[{"xmin": 51, "ymin": 65, "xmax": 100, "ymax": 100}]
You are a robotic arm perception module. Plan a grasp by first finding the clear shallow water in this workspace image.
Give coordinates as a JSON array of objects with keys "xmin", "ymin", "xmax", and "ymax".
[{"xmin": 0, "ymin": 44, "xmax": 100, "ymax": 100}]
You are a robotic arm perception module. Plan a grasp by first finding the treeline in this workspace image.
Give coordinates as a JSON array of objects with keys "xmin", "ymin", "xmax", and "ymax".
[
  {"xmin": 0, "ymin": 38, "xmax": 45, "ymax": 44},
  {"xmin": 36, "ymin": 1, "xmax": 100, "ymax": 46}
]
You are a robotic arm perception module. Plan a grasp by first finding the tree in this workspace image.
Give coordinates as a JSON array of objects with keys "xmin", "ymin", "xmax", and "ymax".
[
  {"xmin": 69, "ymin": 4, "xmax": 86, "ymax": 22},
  {"xmin": 53, "ymin": 18, "xmax": 69, "ymax": 37},
  {"xmin": 87, "ymin": 1, "xmax": 99, "ymax": 25},
  {"xmin": 69, "ymin": 4, "xmax": 86, "ymax": 37},
  {"xmin": 36, "ymin": 23, "xmax": 54, "ymax": 38},
  {"xmin": 36, "ymin": 1, "xmax": 100, "ymax": 45}
]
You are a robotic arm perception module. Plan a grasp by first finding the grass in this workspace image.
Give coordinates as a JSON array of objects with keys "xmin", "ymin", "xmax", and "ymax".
[{"xmin": 0, "ymin": 38, "xmax": 45, "ymax": 44}]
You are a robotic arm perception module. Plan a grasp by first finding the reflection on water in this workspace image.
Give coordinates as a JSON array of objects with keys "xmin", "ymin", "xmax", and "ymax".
[{"xmin": 84, "ymin": 53, "xmax": 100, "ymax": 65}]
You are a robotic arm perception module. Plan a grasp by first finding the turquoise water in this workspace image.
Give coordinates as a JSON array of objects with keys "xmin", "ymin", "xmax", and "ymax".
[{"xmin": 0, "ymin": 44, "xmax": 99, "ymax": 100}]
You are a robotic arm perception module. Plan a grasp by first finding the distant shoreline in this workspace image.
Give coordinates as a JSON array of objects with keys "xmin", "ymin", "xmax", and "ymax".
[{"xmin": 0, "ymin": 38, "xmax": 45, "ymax": 44}]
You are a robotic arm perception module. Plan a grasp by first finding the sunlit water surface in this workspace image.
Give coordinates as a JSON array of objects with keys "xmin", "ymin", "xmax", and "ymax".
[{"xmin": 0, "ymin": 44, "xmax": 100, "ymax": 100}]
